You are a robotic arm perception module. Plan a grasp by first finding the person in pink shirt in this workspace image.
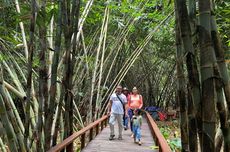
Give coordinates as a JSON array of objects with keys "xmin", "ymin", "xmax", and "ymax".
[{"xmin": 128, "ymin": 87, "xmax": 143, "ymax": 136}]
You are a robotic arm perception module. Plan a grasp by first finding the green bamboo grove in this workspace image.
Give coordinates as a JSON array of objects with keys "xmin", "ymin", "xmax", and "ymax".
[{"xmin": 0, "ymin": 0, "xmax": 230, "ymax": 151}]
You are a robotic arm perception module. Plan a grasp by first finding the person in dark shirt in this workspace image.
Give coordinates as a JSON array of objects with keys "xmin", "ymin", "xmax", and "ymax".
[{"xmin": 122, "ymin": 87, "xmax": 130, "ymax": 130}]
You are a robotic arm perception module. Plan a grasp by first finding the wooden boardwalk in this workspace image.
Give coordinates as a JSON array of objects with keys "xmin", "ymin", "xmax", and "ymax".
[{"xmin": 82, "ymin": 118, "xmax": 158, "ymax": 152}]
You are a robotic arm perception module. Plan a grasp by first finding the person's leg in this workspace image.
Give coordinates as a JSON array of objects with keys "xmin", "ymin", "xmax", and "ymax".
[
  {"xmin": 123, "ymin": 117, "xmax": 125, "ymax": 127},
  {"xmin": 128, "ymin": 109, "xmax": 134, "ymax": 132},
  {"xmin": 124, "ymin": 116, "xmax": 129, "ymax": 129},
  {"xmin": 137, "ymin": 127, "xmax": 142, "ymax": 145},
  {"xmin": 133, "ymin": 126, "xmax": 137, "ymax": 142},
  {"xmin": 117, "ymin": 114, "xmax": 123, "ymax": 139},
  {"xmin": 136, "ymin": 127, "xmax": 141, "ymax": 140},
  {"xmin": 109, "ymin": 113, "xmax": 116, "ymax": 139}
]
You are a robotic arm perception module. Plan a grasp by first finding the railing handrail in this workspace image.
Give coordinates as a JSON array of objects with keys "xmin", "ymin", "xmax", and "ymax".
[
  {"xmin": 145, "ymin": 111, "xmax": 171, "ymax": 152},
  {"xmin": 47, "ymin": 115, "xmax": 108, "ymax": 152}
]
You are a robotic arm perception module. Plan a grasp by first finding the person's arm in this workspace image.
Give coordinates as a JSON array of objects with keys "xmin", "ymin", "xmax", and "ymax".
[
  {"xmin": 139, "ymin": 95, "xmax": 143, "ymax": 109},
  {"xmin": 125, "ymin": 103, "xmax": 128, "ymax": 116},
  {"xmin": 127, "ymin": 95, "xmax": 131, "ymax": 108},
  {"xmin": 124, "ymin": 95, "xmax": 128, "ymax": 116},
  {"xmin": 107, "ymin": 100, "xmax": 112, "ymax": 115},
  {"xmin": 140, "ymin": 116, "xmax": 142, "ymax": 126}
]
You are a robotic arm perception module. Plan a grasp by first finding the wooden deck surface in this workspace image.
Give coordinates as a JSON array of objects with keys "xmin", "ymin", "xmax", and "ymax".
[{"xmin": 82, "ymin": 118, "xmax": 158, "ymax": 152}]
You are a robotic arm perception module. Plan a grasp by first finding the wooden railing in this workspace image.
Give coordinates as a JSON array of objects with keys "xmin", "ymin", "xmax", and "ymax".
[
  {"xmin": 145, "ymin": 111, "xmax": 171, "ymax": 152},
  {"xmin": 47, "ymin": 115, "xmax": 109, "ymax": 152},
  {"xmin": 48, "ymin": 111, "xmax": 171, "ymax": 152}
]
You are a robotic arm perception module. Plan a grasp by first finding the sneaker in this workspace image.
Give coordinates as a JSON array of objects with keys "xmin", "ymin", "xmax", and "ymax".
[
  {"xmin": 109, "ymin": 135, "xmax": 115, "ymax": 140},
  {"xmin": 124, "ymin": 127, "xmax": 127, "ymax": 130},
  {"xmin": 118, "ymin": 136, "xmax": 122, "ymax": 140},
  {"xmin": 138, "ymin": 141, "xmax": 142, "ymax": 146}
]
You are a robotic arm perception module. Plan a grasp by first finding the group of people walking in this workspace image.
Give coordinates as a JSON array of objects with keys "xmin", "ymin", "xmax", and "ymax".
[{"xmin": 107, "ymin": 85, "xmax": 143, "ymax": 145}]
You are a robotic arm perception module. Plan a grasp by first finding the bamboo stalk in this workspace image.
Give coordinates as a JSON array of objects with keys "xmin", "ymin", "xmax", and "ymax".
[
  {"xmin": 61, "ymin": 0, "xmax": 80, "ymax": 151},
  {"xmin": 175, "ymin": 0, "xmax": 201, "ymax": 150},
  {"xmin": 57, "ymin": 0, "xmax": 95, "ymax": 71},
  {"xmin": 4, "ymin": 89, "xmax": 24, "ymax": 133},
  {"xmin": 48, "ymin": 3, "xmax": 55, "ymax": 89},
  {"xmin": 5, "ymin": 51, "xmax": 27, "ymax": 83},
  {"xmin": 4, "ymin": 81, "xmax": 26, "ymax": 100},
  {"xmin": 2, "ymin": 61, "xmax": 25, "ymax": 95},
  {"xmin": 0, "ymin": 81, "xmax": 26, "ymax": 151},
  {"xmin": 215, "ymin": 128, "xmax": 224, "ymax": 152},
  {"xmin": 15, "ymin": 0, "xmax": 29, "ymax": 59},
  {"xmin": 93, "ymin": 7, "xmax": 109, "ymax": 121},
  {"xmin": 52, "ymin": 85, "xmax": 65, "ymax": 146},
  {"xmin": 0, "ymin": 66, "xmax": 18, "ymax": 152},
  {"xmin": 45, "ymin": 0, "xmax": 63, "ymax": 149},
  {"xmin": 73, "ymin": 100, "xmax": 84, "ymax": 128},
  {"xmin": 0, "ymin": 138, "xmax": 7, "ymax": 152},
  {"xmin": 198, "ymin": 0, "xmax": 218, "ymax": 151},
  {"xmin": 25, "ymin": 0, "xmax": 36, "ymax": 148},
  {"xmin": 210, "ymin": 1, "xmax": 230, "ymax": 150},
  {"xmin": 36, "ymin": 0, "xmax": 50, "ymax": 151},
  {"xmin": 100, "ymin": 12, "xmax": 174, "ymax": 115},
  {"xmin": 175, "ymin": 9, "xmax": 189, "ymax": 151},
  {"xmin": 89, "ymin": 14, "xmax": 106, "ymax": 120}
]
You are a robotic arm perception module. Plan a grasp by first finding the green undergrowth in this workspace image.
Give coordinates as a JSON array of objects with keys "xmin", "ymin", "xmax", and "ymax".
[{"xmin": 151, "ymin": 120, "xmax": 181, "ymax": 152}]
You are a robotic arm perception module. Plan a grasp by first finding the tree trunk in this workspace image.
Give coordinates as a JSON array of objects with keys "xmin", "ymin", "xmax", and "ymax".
[
  {"xmin": 215, "ymin": 128, "xmax": 224, "ymax": 152},
  {"xmin": 62, "ymin": 0, "xmax": 80, "ymax": 151},
  {"xmin": 37, "ymin": 1, "xmax": 49, "ymax": 151},
  {"xmin": 25, "ymin": 0, "xmax": 36, "ymax": 149},
  {"xmin": 187, "ymin": 84, "xmax": 198, "ymax": 152},
  {"xmin": 175, "ymin": 0, "xmax": 201, "ymax": 150},
  {"xmin": 175, "ymin": 11, "xmax": 189, "ymax": 151},
  {"xmin": 198, "ymin": 0, "xmax": 218, "ymax": 151},
  {"xmin": 210, "ymin": 1, "xmax": 230, "ymax": 151},
  {"xmin": 45, "ymin": 0, "xmax": 63, "ymax": 150}
]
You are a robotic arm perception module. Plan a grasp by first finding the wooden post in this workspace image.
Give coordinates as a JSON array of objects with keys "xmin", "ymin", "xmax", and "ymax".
[
  {"xmin": 101, "ymin": 121, "xmax": 104, "ymax": 131},
  {"xmin": 89, "ymin": 128, "xmax": 93, "ymax": 141},
  {"xmin": 96, "ymin": 124, "xmax": 99, "ymax": 135},
  {"xmin": 105, "ymin": 118, "xmax": 108, "ymax": 127},
  {"xmin": 81, "ymin": 133, "xmax": 86, "ymax": 150}
]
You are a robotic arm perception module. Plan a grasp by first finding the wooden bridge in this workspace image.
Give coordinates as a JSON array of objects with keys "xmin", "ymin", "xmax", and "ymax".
[{"xmin": 48, "ymin": 112, "xmax": 171, "ymax": 152}]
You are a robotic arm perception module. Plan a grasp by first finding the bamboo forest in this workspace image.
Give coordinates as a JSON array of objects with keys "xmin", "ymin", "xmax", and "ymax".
[{"xmin": 0, "ymin": 0, "xmax": 230, "ymax": 151}]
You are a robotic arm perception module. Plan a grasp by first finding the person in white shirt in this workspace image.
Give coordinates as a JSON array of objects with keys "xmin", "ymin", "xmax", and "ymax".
[{"xmin": 107, "ymin": 85, "xmax": 128, "ymax": 140}]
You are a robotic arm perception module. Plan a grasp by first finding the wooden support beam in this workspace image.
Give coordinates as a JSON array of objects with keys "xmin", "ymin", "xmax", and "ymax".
[
  {"xmin": 89, "ymin": 128, "xmax": 93, "ymax": 141},
  {"xmin": 96, "ymin": 124, "xmax": 99, "ymax": 135},
  {"xmin": 80, "ymin": 133, "xmax": 85, "ymax": 150},
  {"xmin": 101, "ymin": 121, "xmax": 104, "ymax": 131}
]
